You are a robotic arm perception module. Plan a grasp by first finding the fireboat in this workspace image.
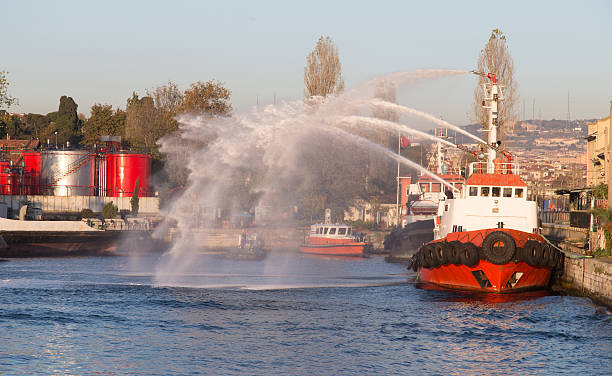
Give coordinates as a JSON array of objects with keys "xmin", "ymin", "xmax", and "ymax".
[{"xmin": 408, "ymin": 72, "xmax": 564, "ymax": 293}]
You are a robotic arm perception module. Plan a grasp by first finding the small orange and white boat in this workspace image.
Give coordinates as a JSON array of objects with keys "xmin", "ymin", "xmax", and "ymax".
[
  {"xmin": 409, "ymin": 72, "xmax": 564, "ymax": 293},
  {"xmin": 300, "ymin": 223, "xmax": 370, "ymax": 257}
]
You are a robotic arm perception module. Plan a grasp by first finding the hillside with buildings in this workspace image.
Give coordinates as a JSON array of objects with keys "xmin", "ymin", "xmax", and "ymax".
[{"xmin": 462, "ymin": 119, "xmax": 592, "ymax": 191}]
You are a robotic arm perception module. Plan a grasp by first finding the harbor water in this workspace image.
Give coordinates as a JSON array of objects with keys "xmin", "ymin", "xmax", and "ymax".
[{"xmin": 1, "ymin": 253, "xmax": 610, "ymax": 375}]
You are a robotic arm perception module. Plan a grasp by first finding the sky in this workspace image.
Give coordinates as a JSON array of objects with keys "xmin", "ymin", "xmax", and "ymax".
[{"xmin": 2, "ymin": 0, "xmax": 611, "ymax": 125}]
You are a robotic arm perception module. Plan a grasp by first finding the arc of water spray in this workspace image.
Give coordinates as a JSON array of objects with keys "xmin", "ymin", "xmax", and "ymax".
[
  {"xmin": 332, "ymin": 115, "xmax": 457, "ymax": 147},
  {"xmin": 366, "ymin": 99, "xmax": 487, "ymax": 145},
  {"xmin": 320, "ymin": 125, "xmax": 459, "ymax": 193}
]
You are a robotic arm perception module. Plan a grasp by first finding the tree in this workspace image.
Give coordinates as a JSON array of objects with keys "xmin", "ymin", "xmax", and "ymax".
[
  {"xmin": 47, "ymin": 96, "xmax": 83, "ymax": 145},
  {"xmin": 82, "ymin": 104, "xmax": 126, "ymax": 145},
  {"xmin": 131, "ymin": 179, "xmax": 140, "ymax": 214},
  {"xmin": 147, "ymin": 81, "xmax": 184, "ymax": 134},
  {"xmin": 23, "ymin": 113, "xmax": 49, "ymax": 140},
  {"xmin": 125, "ymin": 93, "xmax": 163, "ymax": 151},
  {"xmin": 0, "ymin": 71, "xmax": 17, "ymax": 110},
  {"xmin": 102, "ymin": 201, "xmax": 118, "ymax": 219},
  {"xmin": 0, "ymin": 112, "xmax": 28, "ymax": 139},
  {"xmin": 179, "ymin": 80, "xmax": 232, "ymax": 116},
  {"xmin": 473, "ymin": 29, "xmax": 518, "ymax": 139},
  {"xmin": 304, "ymin": 36, "xmax": 345, "ymax": 98}
]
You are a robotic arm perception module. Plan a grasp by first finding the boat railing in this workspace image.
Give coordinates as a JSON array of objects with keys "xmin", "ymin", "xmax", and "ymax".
[{"xmin": 469, "ymin": 161, "xmax": 520, "ymax": 176}]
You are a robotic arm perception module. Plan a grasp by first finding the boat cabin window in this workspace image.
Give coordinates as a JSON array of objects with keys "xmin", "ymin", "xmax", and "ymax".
[
  {"xmin": 338, "ymin": 227, "xmax": 347, "ymax": 235},
  {"xmin": 481, "ymin": 187, "xmax": 490, "ymax": 197},
  {"xmin": 515, "ymin": 188, "xmax": 524, "ymax": 198},
  {"xmin": 503, "ymin": 188, "xmax": 512, "ymax": 197},
  {"xmin": 347, "ymin": 228, "xmax": 352, "ymax": 235},
  {"xmin": 324, "ymin": 227, "xmax": 329, "ymax": 234},
  {"xmin": 329, "ymin": 227, "xmax": 336, "ymax": 235},
  {"xmin": 432, "ymin": 183, "xmax": 441, "ymax": 193},
  {"xmin": 420, "ymin": 183, "xmax": 429, "ymax": 192},
  {"xmin": 455, "ymin": 183, "xmax": 463, "ymax": 191},
  {"xmin": 317, "ymin": 227, "xmax": 321, "ymax": 234},
  {"xmin": 469, "ymin": 187, "xmax": 478, "ymax": 196},
  {"xmin": 492, "ymin": 187, "xmax": 501, "ymax": 197}
]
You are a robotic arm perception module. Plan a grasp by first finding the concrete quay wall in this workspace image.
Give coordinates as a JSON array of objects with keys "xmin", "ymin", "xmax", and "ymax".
[
  {"xmin": 0, "ymin": 195, "xmax": 159, "ymax": 215},
  {"xmin": 181, "ymin": 227, "xmax": 304, "ymax": 251},
  {"xmin": 541, "ymin": 223, "xmax": 586, "ymax": 243},
  {"xmin": 559, "ymin": 255, "xmax": 612, "ymax": 307}
]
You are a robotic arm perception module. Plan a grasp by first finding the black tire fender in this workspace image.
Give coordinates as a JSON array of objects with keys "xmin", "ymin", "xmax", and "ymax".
[
  {"xmin": 523, "ymin": 240, "xmax": 542, "ymax": 266},
  {"xmin": 446, "ymin": 241, "xmax": 462, "ymax": 265},
  {"xmin": 459, "ymin": 242, "xmax": 479, "ymax": 267},
  {"xmin": 419, "ymin": 246, "xmax": 434, "ymax": 268},
  {"xmin": 555, "ymin": 250, "xmax": 565, "ymax": 270},
  {"xmin": 431, "ymin": 242, "xmax": 446, "ymax": 266},
  {"xmin": 482, "ymin": 231, "xmax": 516, "ymax": 265},
  {"xmin": 540, "ymin": 243, "xmax": 553, "ymax": 267}
]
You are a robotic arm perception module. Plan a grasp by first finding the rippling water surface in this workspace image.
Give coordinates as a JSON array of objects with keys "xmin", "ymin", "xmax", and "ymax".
[{"xmin": 0, "ymin": 252, "xmax": 610, "ymax": 375}]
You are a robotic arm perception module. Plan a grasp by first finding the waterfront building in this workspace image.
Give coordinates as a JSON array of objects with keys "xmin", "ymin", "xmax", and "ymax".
[{"xmin": 586, "ymin": 106, "xmax": 612, "ymax": 187}]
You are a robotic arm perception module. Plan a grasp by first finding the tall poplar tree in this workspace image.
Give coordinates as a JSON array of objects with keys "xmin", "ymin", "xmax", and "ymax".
[
  {"xmin": 473, "ymin": 29, "xmax": 518, "ymax": 139},
  {"xmin": 304, "ymin": 36, "xmax": 345, "ymax": 98}
]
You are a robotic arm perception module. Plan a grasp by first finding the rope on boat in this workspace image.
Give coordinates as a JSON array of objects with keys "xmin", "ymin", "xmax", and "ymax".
[{"xmin": 540, "ymin": 234, "xmax": 593, "ymax": 259}]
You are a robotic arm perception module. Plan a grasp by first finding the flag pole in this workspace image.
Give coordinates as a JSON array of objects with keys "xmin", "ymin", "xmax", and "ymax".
[{"xmin": 396, "ymin": 133, "xmax": 400, "ymax": 227}]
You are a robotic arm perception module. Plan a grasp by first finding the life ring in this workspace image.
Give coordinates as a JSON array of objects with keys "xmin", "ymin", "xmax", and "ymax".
[
  {"xmin": 459, "ymin": 243, "xmax": 479, "ymax": 267},
  {"xmin": 482, "ymin": 231, "xmax": 516, "ymax": 265},
  {"xmin": 432, "ymin": 242, "xmax": 447, "ymax": 266},
  {"xmin": 523, "ymin": 240, "xmax": 543, "ymax": 266},
  {"xmin": 445, "ymin": 241, "xmax": 462, "ymax": 265}
]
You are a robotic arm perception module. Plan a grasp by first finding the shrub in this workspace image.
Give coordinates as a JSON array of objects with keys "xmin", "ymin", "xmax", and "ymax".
[
  {"xmin": 102, "ymin": 201, "xmax": 118, "ymax": 219},
  {"xmin": 80, "ymin": 208, "xmax": 95, "ymax": 219}
]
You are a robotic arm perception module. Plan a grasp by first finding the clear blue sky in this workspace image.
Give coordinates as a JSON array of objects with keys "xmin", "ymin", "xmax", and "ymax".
[{"xmin": 3, "ymin": 0, "xmax": 611, "ymax": 125}]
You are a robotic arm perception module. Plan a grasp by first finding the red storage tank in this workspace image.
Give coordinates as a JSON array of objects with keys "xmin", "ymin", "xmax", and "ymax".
[
  {"xmin": 0, "ymin": 161, "xmax": 11, "ymax": 195},
  {"xmin": 23, "ymin": 152, "xmax": 41, "ymax": 195},
  {"xmin": 106, "ymin": 153, "xmax": 151, "ymax": 197}
]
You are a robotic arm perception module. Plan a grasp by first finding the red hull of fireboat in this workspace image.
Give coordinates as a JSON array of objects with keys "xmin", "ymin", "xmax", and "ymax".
[
  {"xmin": 299, "ymin": 243, "xmax": 366, "ymax": 257},
  {"xmin": 418, "ymin": 260, "xmax": 552, "ymax": 293}
]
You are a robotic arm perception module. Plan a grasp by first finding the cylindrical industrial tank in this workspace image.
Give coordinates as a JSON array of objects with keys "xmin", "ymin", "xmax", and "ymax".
[
  {"xmin": 106, "ymin": 153, "xmax": 151, "ymax": 197},
  {"xmin": 23, "ymin": 152, "xmax": 41, "ymax": 195},
  {"xmin": 40, "ymin": 150, "xmax": 95, "ymax": 196},
  {"xmin": 0, "ymin": 161, "xmax": 12, "ymax": 195}
]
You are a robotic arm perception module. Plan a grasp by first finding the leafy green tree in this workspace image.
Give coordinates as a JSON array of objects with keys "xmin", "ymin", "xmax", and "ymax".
[
  {"xmin": 23, "ymin": 113, "xmax": 50, "ymax": 140},
  {"xmin": 0, "ymin": 112, "xmax": 28, "ymax": 139},
  {"xmin": 82, "ymin": 104, "xmax": 126, "ymax": 145},
  {"xmin": 46, "ymin": 96, "xmax": 83, "ymax": 145},
  {"xmin": 125, "ymin": 94, "xmax": 163, "ymax": 151}
]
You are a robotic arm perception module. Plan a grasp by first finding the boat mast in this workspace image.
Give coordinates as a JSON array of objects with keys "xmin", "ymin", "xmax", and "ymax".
[
  {"xmin": 396, "ymin": 133, "xmax": 400, "ymax": 226},
  {"xmin": 474, "ymin": 72, "xmax": 504, "ymax": 173},
  {"xmin": 482, "ymin": 73, "xmax": 503, "ymax": 174}
]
